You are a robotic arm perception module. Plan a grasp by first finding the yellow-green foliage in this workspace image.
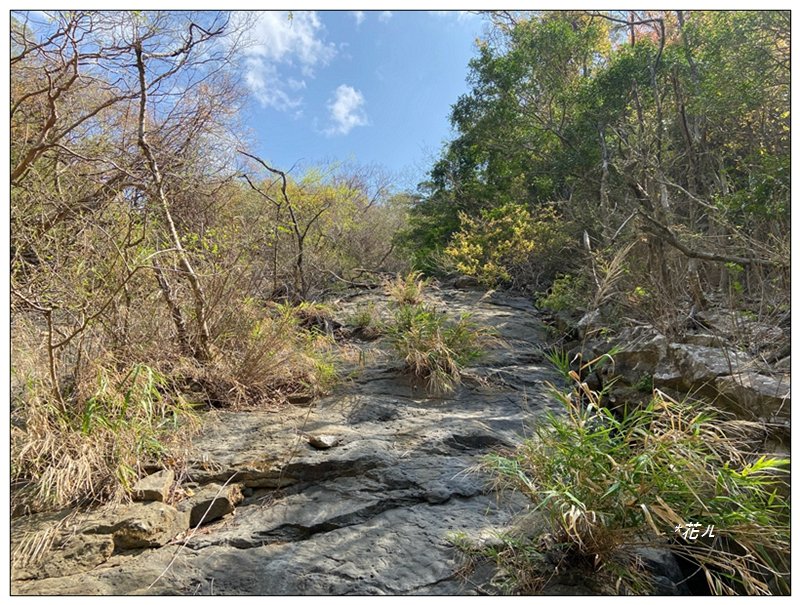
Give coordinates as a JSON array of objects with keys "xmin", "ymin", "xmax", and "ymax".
[{"xmin": 444, "ymin": 203, "xmax": 572, "ymax": 288}]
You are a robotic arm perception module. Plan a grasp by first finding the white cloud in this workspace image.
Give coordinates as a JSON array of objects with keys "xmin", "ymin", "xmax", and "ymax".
[
  {"xmin": 378, "ymin": 11, "xmax": 393, "ymax": 23},
  {"xmin": 243, "ymin": 59, "xmax": 303, "ymax": 111},
  {"xmin": 352, "ymin": 11, "xmax": 365, "ymax": 26},
  {"xmin": 324, "ymin": 84, "xmax": 368, "ymax": 136},
  {"xmin": 245, "ymin": 11, "xmax": 334, "ymax": 67},
  {"xmin": 237, "ymin": 11, "xmax": 335, "ymax": 110}
]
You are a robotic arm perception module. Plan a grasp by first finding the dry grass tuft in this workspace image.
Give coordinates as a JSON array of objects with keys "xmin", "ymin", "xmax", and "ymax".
[
  {"xmin": 194, "ymin": 300, "xmax": 339, "ymax": 408},
  {"xmin": 384, "ymin": 271, "xmax": 430, "ymax": 306},
  {"xmin": 387, "ymin": 303, "xmax": 497, "ymax": 394},
  {"xmin": 11, "ymin": 354, "xmax": 197, "ymax": 515}
]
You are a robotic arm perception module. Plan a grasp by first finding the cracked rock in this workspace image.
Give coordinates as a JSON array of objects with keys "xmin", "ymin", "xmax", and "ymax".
[
  {"xmin": 178, "ymin": 483, "xmax": 243, "ymax": 528},
  {"xmin": 81, "ymin": 501, "xmax": 189, "ymax": 550}
]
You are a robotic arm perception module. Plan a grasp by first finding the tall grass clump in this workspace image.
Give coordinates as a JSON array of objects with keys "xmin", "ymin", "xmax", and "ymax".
[
  {"xmin": 541, "ymin": 347, "xmax": 572, "ymax": 381},
  {"xmin": 197, "ymin": 299, "xmax": 339, "ymax": 407},
  {"xmin": 11, "ymin": 358, "xmax": 197, "ymax": 515},
  {"xmin": 387, "ymin": 303, "xmax": 495, "ymax": 394},
  {"xmin": 480, "ymin": 370, "xmax": 790, "ymax": 595},
  {"xmin": 384, "ymin": 270, "xmax": 430, "ymax": 306}
]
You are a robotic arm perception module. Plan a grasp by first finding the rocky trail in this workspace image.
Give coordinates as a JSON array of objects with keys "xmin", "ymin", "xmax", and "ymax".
[{"xmin": 13, "ymin": 287, "xmax": 564, "ymax": 596}]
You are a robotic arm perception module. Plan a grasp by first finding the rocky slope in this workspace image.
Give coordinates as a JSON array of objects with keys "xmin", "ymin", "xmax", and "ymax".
[
  {"xmin": 13, "ymin": 285, "xmax": 790, "ymax": 595},
  {"xmin": 12, "ymin": 287, "xmax": 563, "ymax": 596}
]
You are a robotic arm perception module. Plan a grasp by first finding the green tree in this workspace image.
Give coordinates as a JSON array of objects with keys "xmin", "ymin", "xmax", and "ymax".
[{"xmin": 411, "ymin": 10, "xmax": 789, "ymax": 326}]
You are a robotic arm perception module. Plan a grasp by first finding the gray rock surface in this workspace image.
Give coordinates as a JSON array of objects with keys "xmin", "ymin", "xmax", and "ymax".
[
  {"xmin": 630, "ymin": 547, "xmax": 691, "ymax": 596},
  {"xmin": 667, "ymin": 342, "xmax": 753, "ymax": 386},
  {"xmin": 716, "ymin": 372, "xmax": 790, "ymax": 419},
  {"xmin": 12, "ymin": 534, "xmax": 115, "ymax": 581},
  {"xmin": 16, "ymin": 288, "xmax": 776, "ymax": 596}
]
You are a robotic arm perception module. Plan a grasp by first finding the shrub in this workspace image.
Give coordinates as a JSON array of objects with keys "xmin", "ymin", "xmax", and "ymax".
[
  {"xmin": 479, "ymin": 372, "xmax": 790, "ymax": 595},
  {"xmin": 537, "ymin": 273, "xmax": 589, "ymax": 313},
  {"xmin": 387, "ymin": 303, "xmax": 494, "ymax": 394},
  {"xmin": 11, "ymin": 290, "xmax": 345, "ymax": 516},
  {"xmin": 444, "ymin": 203, "xmax": 573, "ymax": 291}
]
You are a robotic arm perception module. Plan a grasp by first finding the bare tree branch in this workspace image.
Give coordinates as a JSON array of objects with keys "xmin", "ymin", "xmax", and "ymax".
[{"xmin": 637, "ymin": 210, "xmax": 785, "ymax": 269}]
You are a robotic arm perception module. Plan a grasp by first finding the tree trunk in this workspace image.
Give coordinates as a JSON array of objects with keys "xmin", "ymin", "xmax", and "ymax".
[{"xmin": 135, "ymin": 41, "xmax": 213, "ymax": 361}]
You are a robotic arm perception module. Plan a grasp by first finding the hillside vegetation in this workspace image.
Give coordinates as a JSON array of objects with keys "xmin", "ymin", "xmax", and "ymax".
[
  {"xmin": 11, "ymin": 11, "xmax": 410, "ymax": 512},
  {"xmin": 10, "ymin": 10, "xmax": 789, "ymax": 596},
  {"xmin": 403, "ymin": 10, "xmax": 789, "ymax": 333}
]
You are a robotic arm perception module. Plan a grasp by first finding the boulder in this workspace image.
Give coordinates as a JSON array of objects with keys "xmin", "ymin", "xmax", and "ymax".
[
  {"xmin": 716, "ymin": 372, "xmax": 790, "ymax": 420},
  {"xmin": 630, "ymin": 547, "xmax": 690, "ymax": 596},
  {"xmin": 81, "ymin": 501, "xmax": 189, "ymax": 550},
  {"xmin": 666, "ymin": 343, "xmax": 753, "ymax": 388},
  {"xmin": 653, "ymin": 359, "xmax": 684, "ymax": 390},
  {"xmin": 612, "ymin": 326, "xmax": 668, "ymax": 377},
  {"xmin": 178, "ymin": 483, "xmax": 243, "ymax": 528},
  {"xmin": 699, "ymin": 309, "xmax": 784, "ymax": 348},
  {"xmin": 540, "ymin": 567, "xmax": 599, "ymax": 595},
  {"xmin": 132, "ymin": 469, "xmax": 174, "ymax": 503},
  {"xmin": 549, "ymin": 310, "xmax": 581, "ymax": 340}
]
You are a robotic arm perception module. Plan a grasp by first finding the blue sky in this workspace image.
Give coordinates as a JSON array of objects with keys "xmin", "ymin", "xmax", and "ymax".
[{"xmin": 236, "ymin": 10, "xmax": 487, "ymax": 187}]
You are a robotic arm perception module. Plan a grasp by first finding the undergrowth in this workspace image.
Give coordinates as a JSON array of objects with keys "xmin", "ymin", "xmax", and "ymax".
[
  {"xmin": 196, "ymin": 299, "xmax": 339, "ymax": 407},
  {"xmin": 469, "ymin": 359, "xmax": 790, "ymax": 595},
  {"xmin": 384, "ymin": 270, "xmax": 429, "ymax": 306},
  {"xmin": 385, "ymin": 273, "xmax": 496, "ymax": 394},
  {"xmin": 11, "ymin": 359, "xmax": 197, "ymax": 515},
  {"xmin": 11, "ymin": 298, "xmax": 341, "ymax": 515},
  {"xmin": 345, "ymin": 301, "xmax": 385, "ymax": 339}
]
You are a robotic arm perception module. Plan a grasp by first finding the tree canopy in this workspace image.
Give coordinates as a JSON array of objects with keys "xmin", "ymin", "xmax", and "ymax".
[{"xmin": 403, "ymin": 10, "xmax": 789, "ymax": 320}]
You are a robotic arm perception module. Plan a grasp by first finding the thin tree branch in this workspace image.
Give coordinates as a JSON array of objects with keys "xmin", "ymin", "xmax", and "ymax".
[{"xmin": 637, "ymin": 210, "xmax": 785, "ymax": 268}]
